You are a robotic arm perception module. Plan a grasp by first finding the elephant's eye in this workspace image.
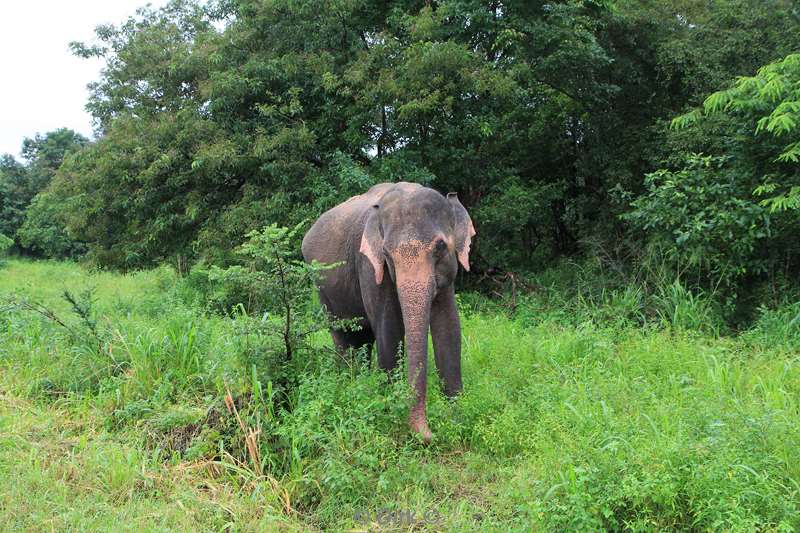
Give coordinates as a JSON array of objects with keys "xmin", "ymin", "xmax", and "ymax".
[{"xmin": 434, "ymin": 239, "xmax": 447, "ymax": 254}]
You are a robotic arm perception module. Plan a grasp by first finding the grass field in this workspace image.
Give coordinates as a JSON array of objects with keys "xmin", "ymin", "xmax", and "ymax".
[{"xmin": 1, "ymin": 259, "xmax": 799, "ymax": 531}]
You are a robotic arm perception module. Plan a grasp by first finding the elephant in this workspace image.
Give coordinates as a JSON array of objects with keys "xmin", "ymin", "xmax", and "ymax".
[{"xmin": 301, "ymin": 182, "xmax": 475, "ymax": 442}]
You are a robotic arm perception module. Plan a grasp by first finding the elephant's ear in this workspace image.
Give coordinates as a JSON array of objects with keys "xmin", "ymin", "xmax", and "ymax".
[
  {"xmin": 447, "ymin": 193, "xmax": 476, "ymax": 272},
  {"xmin": 359, "ymin": 205, "xmax": 385, "ymax": 285}
]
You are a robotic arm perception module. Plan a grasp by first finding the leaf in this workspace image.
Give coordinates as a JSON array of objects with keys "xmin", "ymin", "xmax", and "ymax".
[
  {"xmin": 671, "ymin": 109, "xmax": 701, "ymax": 129},
  {"xmin": 765, "ymin": 113, "xmax": 797, "ymax": 135},
  {"xmin": 703, "ymin": 90, "xmax": 734, "ymax": 113}
]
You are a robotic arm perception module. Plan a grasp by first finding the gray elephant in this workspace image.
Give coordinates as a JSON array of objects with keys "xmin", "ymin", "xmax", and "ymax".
[{"xmin": 302, "ymin": 182, "xmax": 475, "ymax": 442}]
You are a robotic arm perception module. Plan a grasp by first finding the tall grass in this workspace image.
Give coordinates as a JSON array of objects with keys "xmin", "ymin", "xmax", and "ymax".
[{"xmin": 1, "ymin": 259, "xmax": 799, "ymax": 531}]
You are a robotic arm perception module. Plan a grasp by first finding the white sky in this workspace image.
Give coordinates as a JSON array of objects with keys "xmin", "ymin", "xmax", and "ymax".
[{"xmin": 0, "ymin": 0, "xmax": 167, "ymax": 158}]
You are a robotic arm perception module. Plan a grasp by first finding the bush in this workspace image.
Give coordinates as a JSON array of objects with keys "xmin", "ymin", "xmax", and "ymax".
[
  {"xmin": 675, "ymin": 53, "xmax": 800, "ymax": 212},
  {"xmin": 625, "ymin": 154, "xmax": 771, "ymax": 290},
  {"xmin": 473, "ymin": 177, "xmax": 559, "ymax": 268},
  {"xmin": 181, "ymin": 223, "xmax": 340, "ymax": 395},
  {"xmin": 651, "ymin": 279, "xmax": 723, "ymax": 333}
]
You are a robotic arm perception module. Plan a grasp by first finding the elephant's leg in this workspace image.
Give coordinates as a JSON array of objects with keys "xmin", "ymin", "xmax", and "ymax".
[
  {"xmin": 375, "ymin": 315, "xmax": 404, "ymax": 372},
  {"xmin": 360, "ymin": 281, "xmax": 404, "ymax": 372},
  {"xmin": 320, "ymin": 291, "xmax": 374, "ymax": 361},
  {"xmin": 331, "ymin": 326, "xmax": 374, "ymax": 361},
  {"xmin": 372, "ymin": 296, "xmax": 405, "ymax": 372},
  {"xmin": 349, "ymin": 326, "xmax": 376, "ymax": 362},
  {"xmin": 430, "ymin": 287, "xmax": 463, "ymax": 398},
  {"xmin": 330, "ymin": 329, "xmax": 350, "ymax": 352}
]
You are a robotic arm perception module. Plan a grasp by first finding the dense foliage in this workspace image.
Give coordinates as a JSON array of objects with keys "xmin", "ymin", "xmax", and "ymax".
[
  {"xmin": 0, "ymin": 233, "xmax": 12, "ymax": 267},
  {"xmin": 675, "ymin": 53, "xmax": 800, "ymax": 212},
  {"xmin": 2, "ymin": 0, "xmax": 800, "ymax": 319},
  {"xmin": 28, "ymin": 0, "xmax": 799, "ymax": 267},
  {"xmin": 625, "ymin": 51, "xmax": 800, "ymax": 313}
]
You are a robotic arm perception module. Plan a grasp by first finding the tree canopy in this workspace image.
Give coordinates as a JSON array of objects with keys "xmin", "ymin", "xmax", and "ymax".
[{"xmin": 5, "ymin": 0, "xmax": 800, "ymax": 306}]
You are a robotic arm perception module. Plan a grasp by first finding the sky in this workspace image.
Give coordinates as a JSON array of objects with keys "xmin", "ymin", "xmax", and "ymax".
[{"xmin": 0, "ymin": 0, "xmax": 167, "ymax": 158}]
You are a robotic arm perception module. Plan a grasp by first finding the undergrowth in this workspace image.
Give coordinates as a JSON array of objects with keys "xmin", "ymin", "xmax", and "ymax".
[{"xmin": 1, "ymin": 258, "xmax": 799, "ymax": 531}]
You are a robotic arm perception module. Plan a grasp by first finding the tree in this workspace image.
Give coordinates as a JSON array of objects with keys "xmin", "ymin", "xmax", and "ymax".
[
  {"xmin": 0, "ymin": 232, "xmax": 13, "ymax": 266},
  {"xmin": 17, "ymin": 191, "xmax": 86, "ymax": 259},
  {"xmin": 0, "ymin": 129, "xmax": 87, "ymax": 257},
  {"xmin": 50, "ymin": 0, "xmax": 800, "ymax": 275},
  {"xmin": 625, "ymin": 154, "xmax": 773, "ymax": 288}
]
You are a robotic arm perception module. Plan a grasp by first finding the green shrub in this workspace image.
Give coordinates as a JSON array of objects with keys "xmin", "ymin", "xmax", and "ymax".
[
  {"xmin": 181, "ymin": 224, "xmax": 342, "ymax": 404},
  {"xmin": 675, "ymin": 53, "xmax": 800, "ymax": 212},
  {"xmin": 473, "ymin": 178, "xmax": 559, "ymax": 268},
  {"xmin": 179, "ymin": 264, "xmax": 251, "ymax": 314},
  {"xmin": 625, "ymin": 154, "xmax": 771, "ymax": 290}
]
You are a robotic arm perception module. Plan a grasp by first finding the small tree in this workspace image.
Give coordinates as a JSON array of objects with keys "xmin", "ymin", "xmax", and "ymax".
[{"xmin": 203, "ymin": 223, "xmax": 345, "ymax": 396}]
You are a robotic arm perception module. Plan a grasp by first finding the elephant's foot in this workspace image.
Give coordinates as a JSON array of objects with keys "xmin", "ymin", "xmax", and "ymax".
[
  {"xmin": 443, "ymin": 382, "xmax": 463, "ymax": 399},
  {"xmin": 408, "ymin": 410, "xmax": 433, "ymax": 444}
]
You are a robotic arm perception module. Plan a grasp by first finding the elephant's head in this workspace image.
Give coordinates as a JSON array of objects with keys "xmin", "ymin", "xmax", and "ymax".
[{"xmin": 359, "ymin": 183, "xmax": 475, "ymax": 441}]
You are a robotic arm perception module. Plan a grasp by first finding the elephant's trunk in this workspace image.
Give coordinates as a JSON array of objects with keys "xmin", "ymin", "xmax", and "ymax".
[{"xmin": 396, "ymin": 272, "xmax": 435, "ymax": 443}]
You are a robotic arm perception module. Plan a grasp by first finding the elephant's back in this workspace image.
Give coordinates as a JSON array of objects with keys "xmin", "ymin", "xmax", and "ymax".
[{"xmin": 302, "ymin": 183, "xmax": 392, "ymax": 265}]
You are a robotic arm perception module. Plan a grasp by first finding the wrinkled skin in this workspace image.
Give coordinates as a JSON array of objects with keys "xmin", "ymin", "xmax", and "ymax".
[{"xmin": 302, "ymin": 182, "xmax": 475, "ymax": 443}]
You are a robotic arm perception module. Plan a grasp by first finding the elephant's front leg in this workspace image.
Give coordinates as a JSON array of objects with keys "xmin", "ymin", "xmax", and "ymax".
[
  {"xmin": 374, "ymin": 300, "xmax": 405, "ymax": 372},
  {"xmin": 430, "ymin": 288, "xmax": 463, "ymax": 398}
]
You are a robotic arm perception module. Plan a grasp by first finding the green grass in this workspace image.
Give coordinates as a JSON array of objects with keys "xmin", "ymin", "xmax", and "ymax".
[{"xmin": 1, "ymin": 258, "xmax": 799, "ymax": 531}]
